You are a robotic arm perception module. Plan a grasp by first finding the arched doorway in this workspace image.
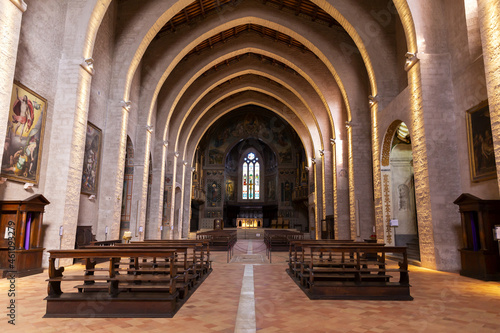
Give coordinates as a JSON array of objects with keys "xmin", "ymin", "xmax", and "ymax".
[{"xmin": 381, "ymin": 121, "xmax": 419, "ymax": 260}]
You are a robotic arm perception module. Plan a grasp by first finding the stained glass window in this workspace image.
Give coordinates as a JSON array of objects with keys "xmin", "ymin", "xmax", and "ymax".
[
  {"xmin": 242, "ymin": 152, "xmax": 260, "ymax": 200},
  {"xmin": 242, "ymin": 163, "xmax": 247, "ymax": 199}
]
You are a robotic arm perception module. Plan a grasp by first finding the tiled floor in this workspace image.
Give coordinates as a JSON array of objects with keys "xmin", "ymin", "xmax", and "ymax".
[{"xmin": 1, "ymin": 240, "xmax": 500, "ymax": 332}]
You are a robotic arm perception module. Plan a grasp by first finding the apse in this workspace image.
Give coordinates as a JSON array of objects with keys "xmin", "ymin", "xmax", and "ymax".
[{"xmin": 192, "ymin": 105, "xmax": 309, "ymax": 231}]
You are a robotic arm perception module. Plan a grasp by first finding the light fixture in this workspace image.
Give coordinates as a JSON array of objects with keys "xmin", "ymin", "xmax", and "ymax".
[
  {"xmin": 345, "ymin": 121, "xmax": 352, "ymax": 129},
  {"xmin": 404, "ymin": 52, "xmax": 418, "ymax": 71},
  {"xmin": 183, "ymin": 161, "xmax": 188, "ymax": 166},
  {"xmin": 163, "ymin": 140, "xmax": 169, "ymax": 147},
  {"xmin": 174, "ymin": 152, "xmax": 179, "ymax": 158},
  {"xmin": 120, "ymin": 100, "xmax": 131, "ymax": 112},
  {"xmin": 311, "ymin": 158, "xmax": 316, "ymax": 164},
  {"xmin": 0, "ymin": 177, "xmax": 7, "ymax": 185},
  {"xmin": 192, "ymin": 167, "xmax": 196, "ymax": 172},
  {"xmin": 80, "ymin": 58, "xmax": 94, "ymax": 75},
  {"xmin": 319, "ymin": 150, "xmax": 324, "ymax": 156},
  {"xmin": 146, "ymin": 125, "xmax": 154, "ymax": 133},
  {"xmin": 24, "ymin": 182, "xmax": 34, "ymax": 190},
  {"xmin": 330, "ymin": 138, "xmax": 335, "ymax": 145},
  {"xmin": 88, "ymin": 194, "xmax": 96, "ymax": 201}
]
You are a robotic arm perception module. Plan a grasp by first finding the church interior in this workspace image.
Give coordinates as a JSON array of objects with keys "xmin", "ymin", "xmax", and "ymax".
[{"xmin": 1, "ymin": 0, "xmax": 500, "ymax": 331}]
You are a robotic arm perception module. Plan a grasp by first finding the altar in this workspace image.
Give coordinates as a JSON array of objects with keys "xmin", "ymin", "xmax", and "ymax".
[{"xmin": 237, "ymin": 218, "xmax": 263, "ymax": 228}]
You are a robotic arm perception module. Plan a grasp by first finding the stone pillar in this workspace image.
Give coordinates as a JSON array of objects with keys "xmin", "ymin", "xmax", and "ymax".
[
  {"xmin": 314, "ymin": 157, "xmax": 323, "ymax": 239},
  {"xmin": 168, "ymin": 152, "xmax": 180, "ymax": 240},
  {"xmin": 351, "ymin": 112, "xmax": 376, "ymax": 241},
  {"xmin": 182, "ymin": 166, "xmax": 192, "ymax": 239},
  {"xmin": 148, "ymin": 141, "xmax": 166, "ymax": 240},
  {"xmin": 308, "ymin": 160, "xmax": 316, "ymax": 239},
  {"xmin": 0, "ymin": 0, "xmax": 26, "ymax": 166},
  {"xmin": 322, "ymin": 149, "xmax": 334, "ymax": 218},
  {"xmin": 97, "ymin": 100, "xmax": 129, "ymax": 240},
  {"xmin": 178, "ymin": 158, "xmax": 188, "ymax": 239},
  {"xmin": 370, "ymin": 98, "xmax": 384, "ymax": 243},
  {"xmin": 129, "ymin": 124, "xmax": 152, "ymax": 242},
  {"xmin": 477, "ymin": 0, "xmax": 500, "ymax": 192},
  {"xmin": 335, "ymin": 138, "xmax": 350, "ymax": 240}
]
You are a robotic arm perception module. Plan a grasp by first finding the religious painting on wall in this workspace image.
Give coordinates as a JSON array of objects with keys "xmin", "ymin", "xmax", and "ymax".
[
  {"xmin": 267, "ymin": 179, "xmax": 276, "ymax": 201},
  {"xmin": 225, "ymin": 179, "xmax": 235, "ymax": 201},
  {"xmin": 208, "ymin": 180, "xmax": 221, "ymax": 206},
  {"xmin": 81, "ymin": 122, "xmax": 102, "ymax": 195},
  {"xmin": 1, "ymin": 81, "xmax": 47, "ymax": 185},
  {"xmin": 466, "ymin": 101, "xmax": 496, "ymax": 182}
]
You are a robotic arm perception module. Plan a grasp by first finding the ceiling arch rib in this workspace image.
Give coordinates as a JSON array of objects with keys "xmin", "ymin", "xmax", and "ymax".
[
  {"xmin": 182, "ymin": 92, "xmax": 315, "ymax": 166},
  {"xmin": 136, "ymin": 3, "xmax": 363, "ymax": 135},
  {"xmin": 163, "ymin": 62, "xmax": 331, "ymax": 156},
  {"xmin": 113, "ymin": 0, "xmax": 400, "ymax": 142},
  {"xmin": 166, "ymin": 52, "xmax": 333, "ymax": 143},
  {"xmin": 171, "ymin": 82, "xmax": 321, "ymax": 164},
  {"xmin": 147, "ymin": 36, "xmax": 346, "ymax": 148},
  {"xmin": 148, "ymin": 34, "xmax": 352, "ymax": 150}
]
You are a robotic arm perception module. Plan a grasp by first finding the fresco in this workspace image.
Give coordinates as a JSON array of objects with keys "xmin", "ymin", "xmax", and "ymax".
[{"xmin": 207, "ymin": 113, "xmax": 294, "ymax": 164}]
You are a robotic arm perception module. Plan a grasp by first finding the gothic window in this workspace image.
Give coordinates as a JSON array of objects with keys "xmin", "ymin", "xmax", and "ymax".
[{"xmin": 242, "ymin": 152, "xmax": 260, "ymax": 200}]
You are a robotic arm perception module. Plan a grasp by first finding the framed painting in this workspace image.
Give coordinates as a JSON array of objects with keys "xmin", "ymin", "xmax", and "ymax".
[
  {"xmin": 466, "ymin": 101, "xmax": 496, "ymax": 182},
  {"xmin": 1, "ymin": 81, "xmax": 47, "ymax": 185},
  {"xmin": 81, "ymin": 122, "xmax": 102, "ymax": 195}
]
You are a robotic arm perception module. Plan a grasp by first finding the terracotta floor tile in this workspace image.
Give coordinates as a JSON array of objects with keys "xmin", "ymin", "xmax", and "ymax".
[{"xmin": 1, "ymin": 240, "xmax": 500, "ymax": 332}]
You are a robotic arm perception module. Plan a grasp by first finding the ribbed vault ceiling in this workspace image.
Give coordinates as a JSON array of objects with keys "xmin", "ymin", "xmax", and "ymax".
[{"xmin": 118, "ymin": 0, "xmax": 397, "ymax": 162}]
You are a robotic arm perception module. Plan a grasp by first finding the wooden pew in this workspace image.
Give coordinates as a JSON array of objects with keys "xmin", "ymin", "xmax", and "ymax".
[
  {"xmin": 90, "ymin": 241, "xmax": 210, "ymax": 286},
  {"xmin": 288, "ymin": 240, "xmax": 360, "ymax": 275},
  {"xmin": 196, "ymin": 230, "xmax": 237, "ymax": 262},
  {"xmin": 287, "ymin": 245, "xmax": 412, "ymax": 300},
  {"xmin": 44, "ymin": 248, "xmax": 188, "ymax": 318},
  {"xmin": 131, "ymin": 240, "xmax": 212, "ymax": 275},
  {"xmin": 84, "ymin": 244, "xmax": 197, "ymax": 292},
  {"xmin": 264, "ymin": 230, "xmax": 304, "ymax": 263}
]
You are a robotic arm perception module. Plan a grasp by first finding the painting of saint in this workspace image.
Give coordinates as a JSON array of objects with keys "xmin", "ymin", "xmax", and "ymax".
[
  {"xmin": 466, "ymin": 101, "xmax": 496, "ymax": 182},
  {"xmin": 1, "ymin": 82, "xmax": 47, "ymax": 184},
  {"xmin": 225, "ymin": 179, "xmax": 235, "ymax": 201},
  {"xmin": 81, "ymin": 122, "xmax": 102, "ymax": 195}
]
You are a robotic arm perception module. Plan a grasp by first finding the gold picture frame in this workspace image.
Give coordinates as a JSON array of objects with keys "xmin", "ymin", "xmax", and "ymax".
[
  {"xmin": 466, "ymin": 100, "xmax": 496, "ymax": 182},
  {"xmin": 1, "ymin": 81, "xmax": 47, "ymax": 185}
]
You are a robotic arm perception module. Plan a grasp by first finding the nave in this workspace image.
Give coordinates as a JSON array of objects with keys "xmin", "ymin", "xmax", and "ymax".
[{"xmin": 2, "ymin": 239, "xmax": 500, "ymax": 333}]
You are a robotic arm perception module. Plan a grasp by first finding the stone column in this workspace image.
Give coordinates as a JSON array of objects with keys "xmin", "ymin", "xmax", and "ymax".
[
  {"xmin": 322, "ymin": 149, "xmax": 334, "ymax": 218},
  {"xmin": 97, "ymin": 100, "xmax": 130, "ymax": 240},
  {"xmin": 335, "ymin": 138, "xmax": 350, "ymax": 240},
  {"xmin": 181, "ymin": 166, "xmax": 192, "ymax": 239},
  {"xmin": 0, "ymin": 0, "xmax": 26, "ymax": 166},
  {"xmin": 148, "ymin": 141, "xmax": 166, "ymax": 240},
  {"xmin": 477, "ymin": 0, "xmax": 500, "ymax": 191},
  {"xmin": 314, "ymin": 156, "xmax": 324, "ymax": 239},
  {"xmin": 130, "ymin": 124, "xmax": 152, "ymax": 242}
]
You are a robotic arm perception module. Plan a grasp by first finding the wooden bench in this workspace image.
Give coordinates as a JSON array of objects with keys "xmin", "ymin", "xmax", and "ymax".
[
  {"xmin": 131, "ymin": 239, "xmax": 212, "ymax": 273},
  {"xmin": 196, "ymin": 230, "xmax": 237, "ymax": 262},
  {"xmin": 44, "ymin": 248, "xmax": 192, "ymax": 318},
  {"xmin": 287, "ymin": 240, "xmax": 379, "ymax": 276},
  {"xmin": 287, "ymin": 245, "xmax": 412, "ymax": 300},
  {"xmin": 89, "ymin": 242, "xmax": 210, "ymax": 287},
  {"xmin": 264, "ymin": 230, "xmax": 304, "ymax": 262}
]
